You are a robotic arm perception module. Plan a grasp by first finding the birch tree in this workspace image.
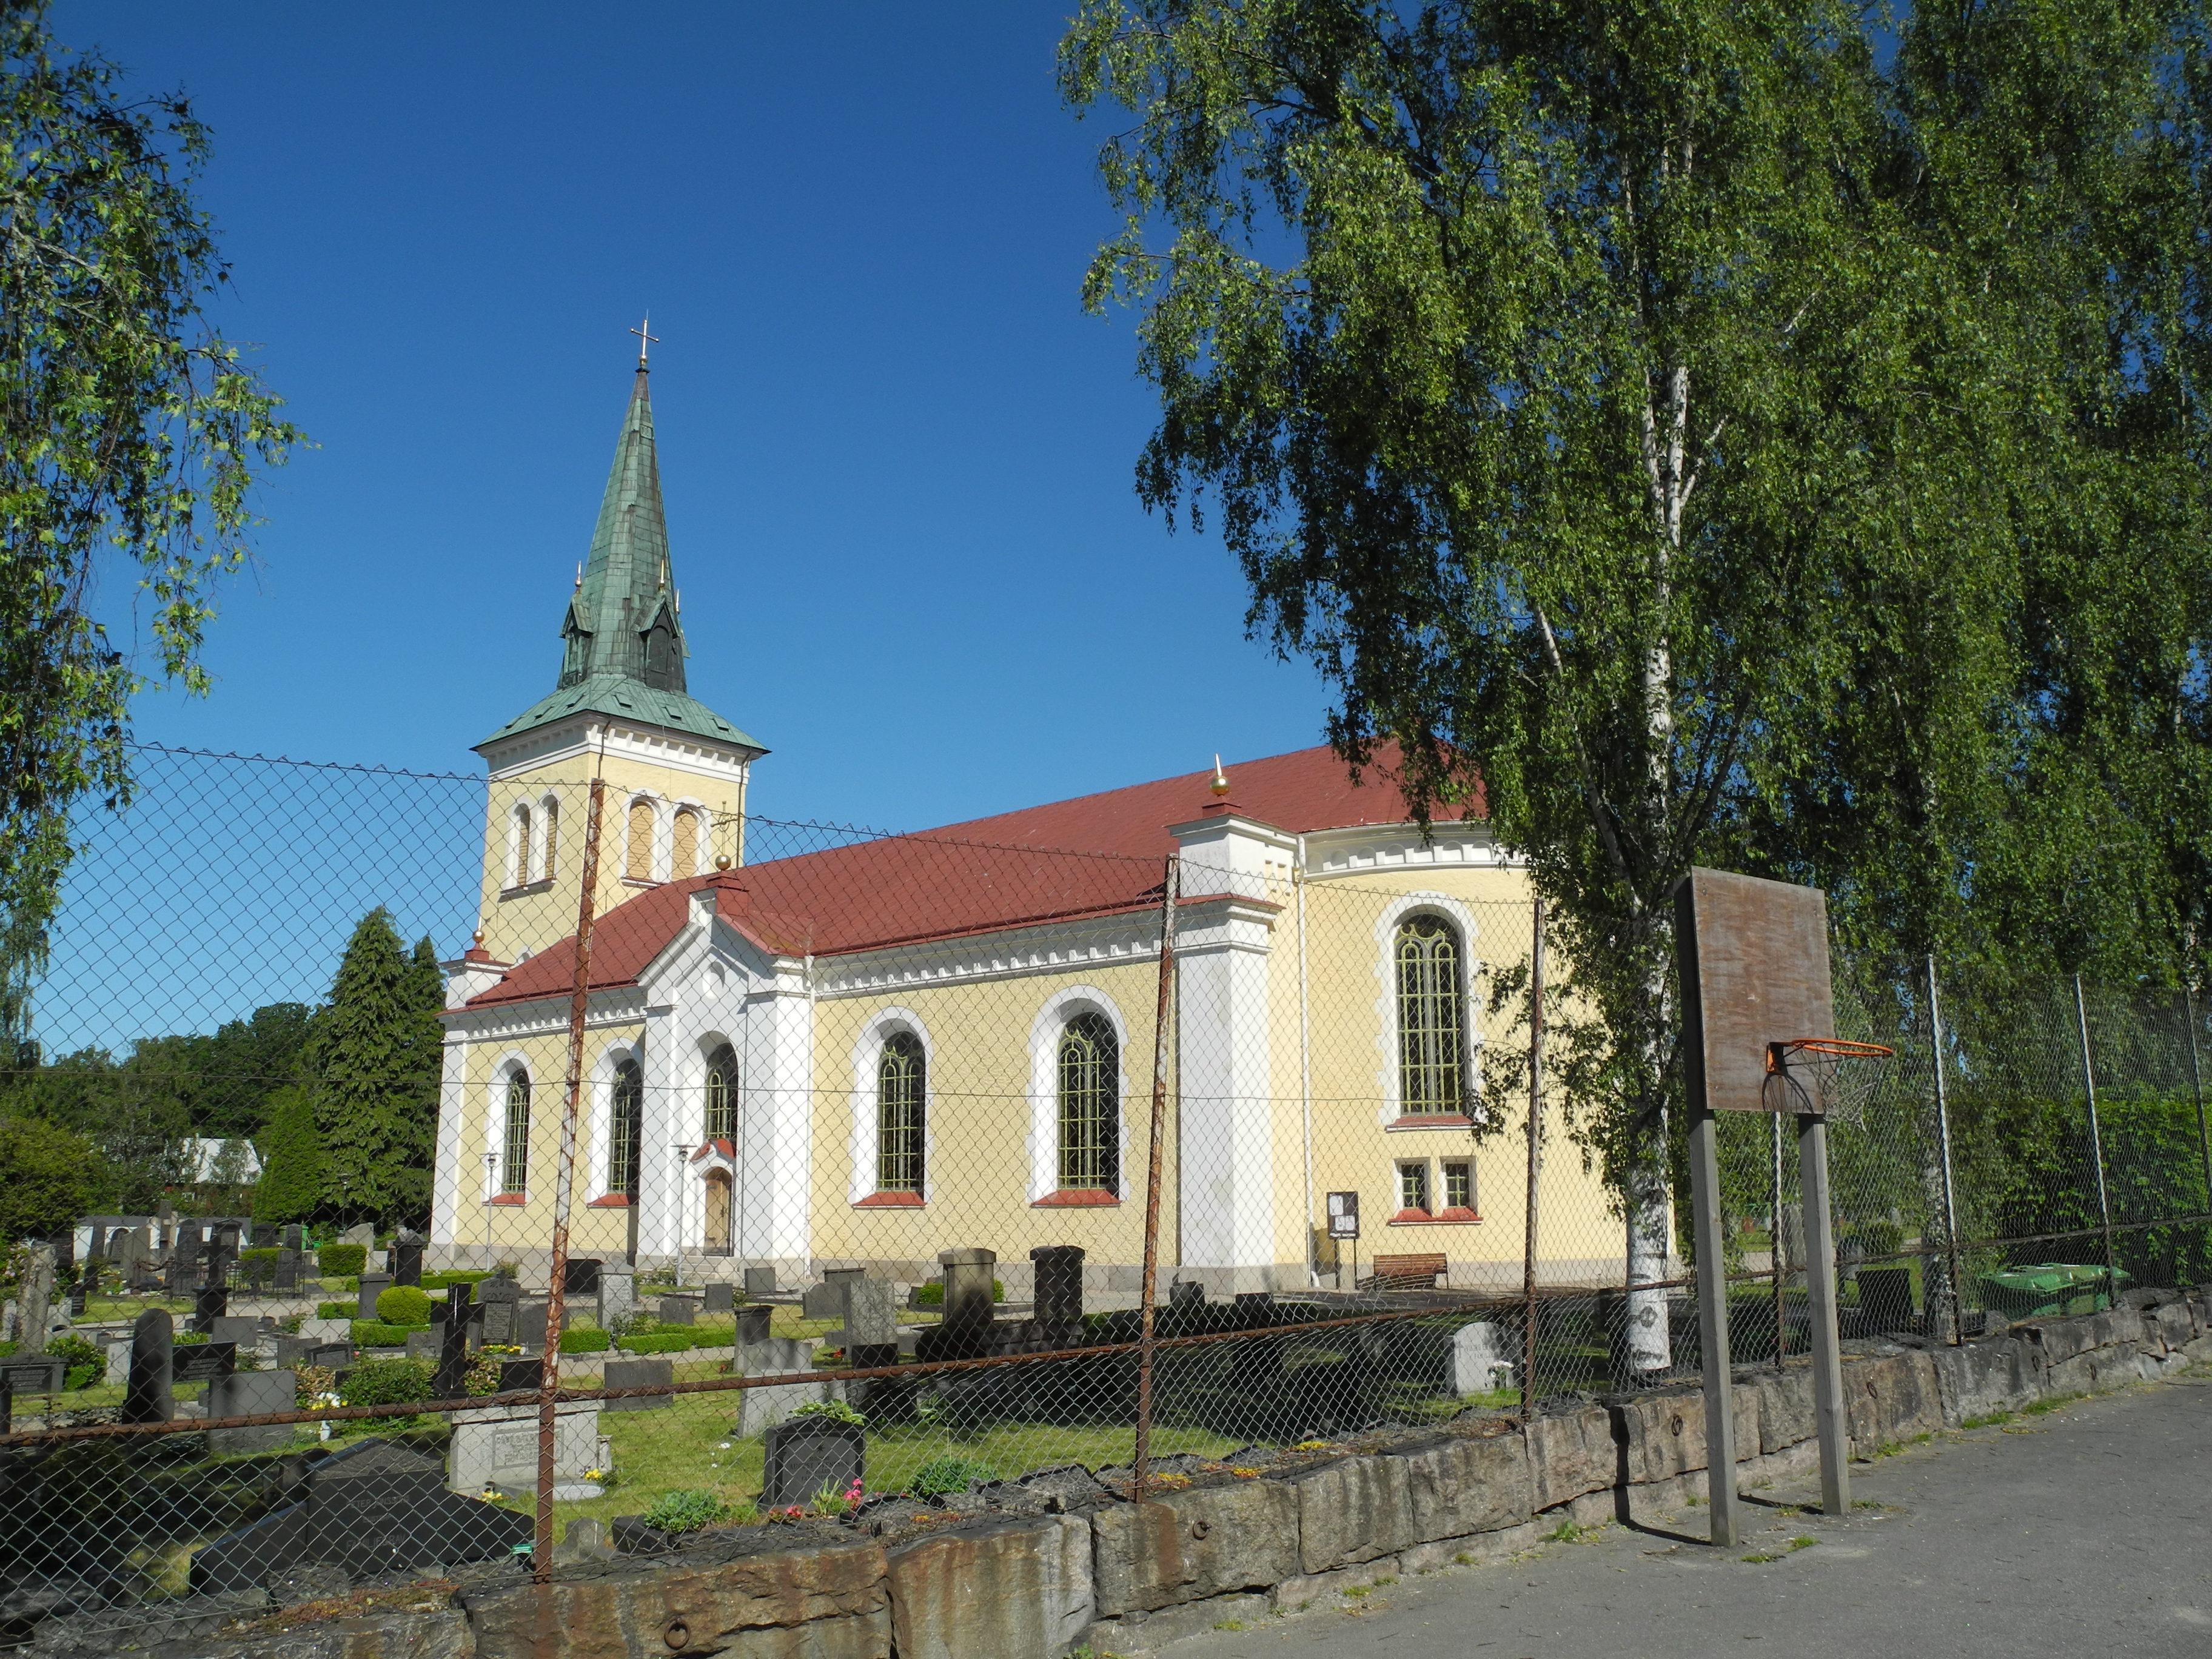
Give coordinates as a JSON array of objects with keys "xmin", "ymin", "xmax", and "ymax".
[{"xmin": 1061, "ymin": 0, "xmax": 2022, "ymax": 1370}]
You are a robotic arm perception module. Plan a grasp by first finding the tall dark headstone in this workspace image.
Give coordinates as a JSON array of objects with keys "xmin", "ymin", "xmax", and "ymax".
[
  {"xmin": 283, "ymin": 1224, "xmax": 305, "ymax": 1252},
  {"xmin": 193, "ymin": 1249, "xmax": 230, "ymax": 1333},
  {"xmin": 562, "ymin": 1258, "xmax": 602, "ymax": 1298},
  {"xmin": 357, "ymin": 1272, "xmax": 393, "ymax": 1321},
  {"xmin": 434, "ymin": 1281, "xmax": 477, "ymax": 1398},
  {"xmin": 391, "ymin": 1233, "xmax": 424, "ymax": 1287},
  {"xmin": 1030, "ymin": 1246, "xmax": 1085, "ymax": 1326},
  {"xmin": 274, "ymin": 1248, "xmax": 303, "ymax": 1293},
  {"xmin": 762, "ymin": 1417, "xmax": 865, "ymax": 1508},
  {"xmin": 916, "ymin": 1247, "xmax": 996, "ymax": 1363},
  {"xmin": 735, "ymin": 1304, "xmax": 772, "ymax": 1347},
  {"xmin": 49, "ymin": 1228, "xmax": 75, "ymax": 1272},
  {"xmin": 124, "ymin": 1307, "xmax": 175, "ymax": 1424},
  {"xmin": 702, "ymin": 1281, "xmax": 734, "ymax": 1316},
  {"xmin": 743, "ymin": 1265, "xmax": 777, "ymax": 1297}
]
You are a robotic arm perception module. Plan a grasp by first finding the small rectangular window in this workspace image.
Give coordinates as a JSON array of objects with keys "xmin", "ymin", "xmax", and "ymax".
[
  {"xmin": 1442, "ymin": 1159, "xmax": 1473, "ymax": 1214},
  {"xmin": 1396, "ymin": 1161, "xmax": 1430, "ymax": 1215}
]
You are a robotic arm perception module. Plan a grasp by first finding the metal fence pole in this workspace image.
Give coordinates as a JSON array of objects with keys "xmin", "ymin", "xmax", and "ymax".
[
  {"xmin": 534, "ymin": 776, "xmax": 605, "ymax": 1581},
  {"xmin": 1797, "ymin": 1111, "xmax": 1851, "ymax": 1516},
  {"xmin": 1771, "ymin": 1110, "xmax": 1786, "ymax": 1362},
  {"xmin": 2071, "ymin": 974, "xmax": 2120, "ymax": 1304},
  {"xmin": 2187, "ymin": 988, "xmax": 2211, "ymax": 1234},
  {"xmin": 1926, "ymin": 958, "xmax": 1966, "ymax": 1344},
  {"xmin": 1131, "ymin": 853, "xmax": 1178, "ymax": 1500},
  {"xmin": 1521, "ymin": 894, "xmax": 1543, "ymax": 1424}
]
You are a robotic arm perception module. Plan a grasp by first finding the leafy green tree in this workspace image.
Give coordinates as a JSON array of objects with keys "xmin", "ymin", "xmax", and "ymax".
[
  {"xmin": 199, "ymin": 1002, "xmax": 313, "ymax": 1137},
  {"xmin": 250, "ymin": 1084, "xmax": 321, "ymax": 1226},
  {"xmin": 0, "ymin": 1, "xmax": 299, "ymax": 1048},
  {"xmin": 309, "ymin": 910, "xmax": 442, "ymax": 1227},
  {"xmin": 0, "ymin": 1114, "xmax": 102, "ymax": 1242},
  {"xmin": 1061, "ymin": 0, "xmax": 2212, "ymax": 1358}
]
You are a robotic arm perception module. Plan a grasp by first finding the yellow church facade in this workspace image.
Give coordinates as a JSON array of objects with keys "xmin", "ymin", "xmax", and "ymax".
[{"xmin": 428, "ymin": 366, "xmax": 1620, "ymax": 1299}]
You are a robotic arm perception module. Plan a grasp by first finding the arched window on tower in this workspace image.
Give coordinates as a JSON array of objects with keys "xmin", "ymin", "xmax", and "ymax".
[
  {"xmin": 876, "ymin": 1033, "xmax": 925, "ymax": 1193},
  {"xmin": 703, "ymin": 1044, "xmax": 737, "ymax": 1143},
  {"xmin": 508, "ymin": 805, "xmax": 532, "ymax": 888},
  {"xmin": 625, "ymin": 799, "xmax": 655, "ymax": 882},
  {"xmin": 671, "ymin": 809, "xmax": 700, "ymax": 880},
  {"xmin": 1056, "ymin": 1013, "xmax": 1119, "ymax": 1191},
  {"xmin": 540, "ymin": 797, "xmax": 559, "ymax": 882},
  {"xmin": 502, "ymin": 1071, "xmax": 531, "ymax": 1193},
  {"xmin": 609, "ymin": 1058, "xmax": 643, "ymax": 1198},
  {"xmin": 1395, "ymin": 914, "xmax": 1466, "ymax": 1113}
]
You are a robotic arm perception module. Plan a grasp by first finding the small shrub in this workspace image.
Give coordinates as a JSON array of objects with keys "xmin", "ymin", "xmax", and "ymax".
[
  {"xmin": 557, "ymin": 1327, "xmax": 611, "ymax": 1354},
  {"xmin": 316, "ymin": 1300, "xmax": 354, "ymax": 1320},
  {"xmin": 907, "ymin": 1455, "xmax": 999, "ymax": 1499},
  {"xmin": 350, "ymin": 1320, "xmax": 412, "ymax": 1347},
  {"xmin": 911, "ymin": 1278, "xmax": 1003, "ymax": 1305},
  {"xmin": 790, "ymin": 1396, "xmax": 865, "ymax": 1426},
  {"xmin": 642, "ymin": 1488, "xmax": 733, "ymax": 1534},
  {"xmin": 48, "ymin": 1333, "xmax": 104, "ymax": 1391},
  {"xmin": 375, "ymin": 1285, "xmax": 433, "ymax": 1327},
  {"xmin": 318, "ymin": 1243, "xmax": 367, "ymax": 1276},
  {"xmin": 337, "ymin": 1356, "xmax": 434, "ymax": 1407}
]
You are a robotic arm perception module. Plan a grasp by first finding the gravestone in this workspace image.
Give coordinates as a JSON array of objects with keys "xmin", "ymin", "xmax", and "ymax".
[
  {"xmin": 390, "ymin": 1233, "xmax": 424, "ymax": 1287},
  {"xmin": 406, "ymin": 1329, "xmax": 440, "ymax": 1361},
  {"xmin": 123, "ymin": 1307, "xmax": 175, "ymax": 1423},
  {"xmin": 65, "ymin": 1277, "xmax": 87, "ymax": 1319},
  {"xmin": 207, "ymin": 1369, "xmax": 300, "ymax": 1455},
  {"xmin": 1170, "ymin": 1279, "xmax": 1206, "ymax": 1310},
  {"xmin": 17, "ymin": 1244, "xmax": 53, "ymax": 1357},
  {"xmin": 356, "ymin": 1272, "xmax": 392, "ymax": 1321},
  {"xmin": 762, "ymin": 1416, "xmax": 864, "ymax": 1509},
  {"xmin": 702, "ymin": 1281, "xmax": 734, "ymax": 1316},
  {"xmin": 173, "ymin": 1341, "xmax": 238, "ymax": 1382},
  {"xmin": 301, "ymin": 1341, "xmax": 352, "ymax": 1372},
  {"xmin": 434, "ymin": 1282, "xmax": 479, "ymax": 1398},
  {"xmin": 512, "ymin": 1301, "xmax": 550, "ymax": 1353},
  {"xmin": 103, "ymin": 1333, "xmax": 133, "ymax": 1386},
  {"xmin": 841, "ymin": 1281, "xmax": 900, "ymax": 1370},
  {"xmin": 338, "ymin": 1222, "xmax": 376, "ymax": 1248},
  {"xmin": 743, "ymin": 1265, "xmax": 777, "ymax": 1297},
  {"xmin": 192, "ymin": 1436, "xmax": 532, "ymax": 1592},
  {"xmin": 802, "ymin": 1267, "xmax": 866, "ymax": 1321},
  {"xmin": 273, "ymin": 1248, "xmax": 304, "ymax": 1293},
  {"xmin": 495, "ymin": 1356, "xmax": 544, "ymax": 1393},
  {"xmin": 271, "ymin": 1334, "xmax": 317, "ymax": 1369},
  {"xmin": 1859, "ymin": 1267, "xmax": 1915, "ymax": 1332},
  {"xmin": 562, "ymin": 1258, "xmax": 602, "ymax": 1297},
  {"xmin": 916, "ymin": 1248, "xmax": 996, "ymax": 1362},
  {"xmin": 736, "ymin": 1304, "xmax": 772, "ymax": 1347},
  {"xmin": 476, "ymin": 1275, "xmax": 522, "ymax": 1342},
  {"xmin": 210, "ymin": 1315, "xmax": 270, "ymax": 1348},
  {"xmin": 0, "ymin": 1355, "xmax": 66, "ymax": 1396},
  {"xmin": 597, "ymin": 1270, "xmax": 637, "ymax": 1329},
  {"xmin": 658, "ymin": 1295, "xmax": 698, "ymax": 1326},
  {"xmin": 447, "ymin": 1398, "xmax": 600, "ymax": 1495},
  {"xmin": 733, "ymin": 1337, "xmax": 835, "ymax": 1436},
  {"xmin": 192, "ymin": 1260, "xmax": 230, "ymax": 1333},
  {"xmin": 602, "ymin": 1355, "xmax": 674, "ymax": 1412},
  {"xmin": 1031, "ymin": 1245, "xmax": 1085, "ymax": 1327},
  {"xmin": 297, "ymin": 1317, "xmax": 352, "ymax": 1345},
  {"xmin": 1450, "ymin": 1320, "xmax": 1516, "ymax": 1395}
]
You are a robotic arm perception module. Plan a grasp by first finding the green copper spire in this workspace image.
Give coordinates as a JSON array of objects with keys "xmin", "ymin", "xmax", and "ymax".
[
  {"xmin": 558, "ymin": 365, "xmax": 687, "ymax": 692},
  {"xmin": 478, "ymin": 362, "xmax": 766, "ymax": 757}
]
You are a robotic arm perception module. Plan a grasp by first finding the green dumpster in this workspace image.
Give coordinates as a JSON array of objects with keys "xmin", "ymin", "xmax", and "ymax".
[{"xmin": 1976, "ymin": 1261, "xmax": 2130, "ymax": 1322}]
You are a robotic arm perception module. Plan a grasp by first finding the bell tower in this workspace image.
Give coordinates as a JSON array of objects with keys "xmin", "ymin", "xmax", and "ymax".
[{"xmin": 469, "ymin": 345, "xmax": 767, "ymax": 965}]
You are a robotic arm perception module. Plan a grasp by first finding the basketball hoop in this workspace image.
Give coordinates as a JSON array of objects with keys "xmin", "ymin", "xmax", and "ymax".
[{"xmin": 1763, "ymin": 1037, "xmax": 1894, "ymax": 1116}]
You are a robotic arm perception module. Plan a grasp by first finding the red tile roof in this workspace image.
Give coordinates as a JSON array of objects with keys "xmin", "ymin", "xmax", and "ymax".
[{"xmin": 463, "ymin": 745, "xmax": 1471, "ymax": 1011}]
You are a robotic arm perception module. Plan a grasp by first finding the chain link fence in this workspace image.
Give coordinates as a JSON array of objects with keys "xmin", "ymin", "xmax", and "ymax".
[{"xmin": 0, "ymin": 744, "xmax": 2204, "ymax": 1652}]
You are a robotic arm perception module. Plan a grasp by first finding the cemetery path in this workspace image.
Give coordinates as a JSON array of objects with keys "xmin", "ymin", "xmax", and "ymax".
[{"xmin": 1164, "ymin": 1372, "xmax": 2212, "ymax": 1659}]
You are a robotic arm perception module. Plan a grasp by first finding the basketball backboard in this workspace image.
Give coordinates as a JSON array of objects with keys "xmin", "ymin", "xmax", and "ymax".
[{"xmin": 1675, "ymin": 867, "xmax": 1835, "ymax": 1113}]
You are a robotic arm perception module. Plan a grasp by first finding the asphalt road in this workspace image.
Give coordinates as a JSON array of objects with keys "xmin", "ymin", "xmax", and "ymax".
[{"xmin": 1165, "ymin": 1370, "xmax": 2212, "ymax": 1659}]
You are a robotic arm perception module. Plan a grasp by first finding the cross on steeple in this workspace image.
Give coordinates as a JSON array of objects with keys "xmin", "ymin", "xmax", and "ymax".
[{"xmin": 629, "ymin": 315, "xmax": 660, "ymax": 366}]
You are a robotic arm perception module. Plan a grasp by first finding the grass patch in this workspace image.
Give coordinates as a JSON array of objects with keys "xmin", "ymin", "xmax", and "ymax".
[
  {"xmin": 1212, "ymin": 1618, "xmax": 1249, "ymax": 1631},
  {"xmin": 1959, "ymin": 1410, "xmax": 2014, "ymax": 1429},
  {"xmin": 1543, "ymin": 1520, "xmax": 1596, "ymax": 1543},
  {"xmin": 1342, "ymin": 1584, "xmax": 1373, "ymax": 1599},
  {"xmin": 1741, "ymin": 1552, "xmax": 1784, "ymax": 1564},
  {"xmin": 2021, "ymin": 1391, "xmax": 2085, "ymax": 1416}
]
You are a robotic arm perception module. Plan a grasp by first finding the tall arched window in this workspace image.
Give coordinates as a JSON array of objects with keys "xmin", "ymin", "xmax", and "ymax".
[
  {"xmin": 876, "ymin": 1033, "xmax": 925, "ymax": 1193},
  {"xmin": 609, "ymin": 1058, "xmax": 643, "ymax": 1198},
  {"xmin": 625, "ymin": 799, "xmax": 655, "ymax": 882},
  {"xmin": 501, "ymin": 1072, "xmax": 531, "ymax": 1192},
  {"xmin": 703, "ymin": 1044, "xmax": 737, "ymax": 1142},
  {"xmin": 509, "ymin": 805, "xmax": 533, "ymax": 887},
  {"xmin": 540, "ymin": 797, "xmax": 559, "ymax": 882},
  {"xmin": 671, "ymin": 809, "xmax": 700, "ymax": 880},
  {"xmin": 1395, "ymin": 915, "xmax": 1465, "ymax": 1112},
  {"xmin": 1057, "ymin": 1013, "xmax": 1119, "ymax": 1191}
]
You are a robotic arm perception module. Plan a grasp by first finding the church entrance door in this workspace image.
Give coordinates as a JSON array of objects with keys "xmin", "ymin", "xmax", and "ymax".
[{"xmin": 703, "ymin": 1169, "xmax": 732, "ymax": 1255}]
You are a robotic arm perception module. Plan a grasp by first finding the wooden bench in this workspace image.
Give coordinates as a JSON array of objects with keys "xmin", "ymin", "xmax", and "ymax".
[{"xmin": 1364, "ymin": 1252, "xmax": 1447, "ymax": 1291}]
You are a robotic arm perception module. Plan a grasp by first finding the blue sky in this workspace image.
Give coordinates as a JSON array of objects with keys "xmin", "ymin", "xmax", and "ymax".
[{"xmin": 55, "ymin": 4, "xmax": 1332, "ymax": 833}]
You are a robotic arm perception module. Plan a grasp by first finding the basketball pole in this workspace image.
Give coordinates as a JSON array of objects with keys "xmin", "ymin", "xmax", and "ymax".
[
  {"xmin": 1797, "ymin": 1110, "xmax": 1852, "ymax": 1515},
  {"xmin": 1674, "ymin": 877, "xmax": 1741, "ymax": 1547}
]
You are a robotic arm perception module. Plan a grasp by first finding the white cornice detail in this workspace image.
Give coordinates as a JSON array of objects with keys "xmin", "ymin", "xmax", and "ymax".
[
  {"xmin": 1302, "ymin": 821, "xmax": 1517, "ymax": 878},
  {"xmin": 440, "ymin": 985, "xmax": 648, "ymax": 1044},
  {"xmin": 479, "ymin": 712, "xmax": 759, "ymax": 784},
  {"xmin": 813, "ymin": 910, "xmax": 1169, "ymax": 999}
]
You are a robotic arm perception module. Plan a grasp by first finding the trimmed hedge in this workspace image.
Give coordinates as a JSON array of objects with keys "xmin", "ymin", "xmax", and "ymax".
[
  {"xmin": 557, "ymin": 1327, "xmax": 611, "ymax": 1354},
  {"xmin": 420, "ymin": 1270, "xmax": 493, "ymax": 1292},
  {"xmin": 617, "ymin": 1332, "xmax": 694, "ymax": 1355},
  {"xmin": 350, "ymin": 1321, "xmax": 413, "ymax": 1347},
  {"xmin": 316, "ymin": 1300, "xmax": 355, "ymax": 1320},
  {"xmin": 318, "ymin": 1243, "xmax": 367, "ymax": 1276},
  {"xmin": 375, "ymin": 1285, "xmax": 433, "ymax": 1327}
]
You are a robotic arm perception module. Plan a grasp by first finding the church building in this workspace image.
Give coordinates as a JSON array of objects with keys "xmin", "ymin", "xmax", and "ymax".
[{"xmin": 427, "ymin": 359, "xmax": 1615, "ymax": 1298}]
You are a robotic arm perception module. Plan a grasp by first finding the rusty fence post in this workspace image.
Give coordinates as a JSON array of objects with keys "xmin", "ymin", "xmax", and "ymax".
[
  {"xmin": 535, "ymin": 776, "xmax": 605, "ymax": 1581},
  {"xmin": 1521, "ymin": 894, "xmax": 1543, "ymax": 1424},
  {"xmin": 1131, "ymin": 853, "xmax": 1179, "ymax": 1500}
]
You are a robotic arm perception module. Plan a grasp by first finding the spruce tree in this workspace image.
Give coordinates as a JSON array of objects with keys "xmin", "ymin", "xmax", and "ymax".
[
  {"xmin": 250, "ymin": 1084, "xmax": 323, "ymax": 1226},
  {"xmin": 308, "ymin": 909, "xmax": 443, "ymax": 1227}
]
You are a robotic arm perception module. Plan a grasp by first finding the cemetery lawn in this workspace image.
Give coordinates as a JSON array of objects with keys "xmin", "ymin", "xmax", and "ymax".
[{"xmin": 486, "ymin": 1390, "xmax": 1238, "ymax": 1533}]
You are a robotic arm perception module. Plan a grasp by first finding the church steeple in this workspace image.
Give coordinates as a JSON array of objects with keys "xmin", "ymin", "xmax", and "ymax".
[{"xmin": 557, "ymin": 364, "xmax": 689, "ymax": 694}]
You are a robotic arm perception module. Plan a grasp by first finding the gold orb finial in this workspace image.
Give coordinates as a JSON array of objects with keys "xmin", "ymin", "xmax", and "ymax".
[
  {"xmin": 472, "ymin": 928, "xmax": 484, "ymax": 947},
  {"xmin": 714, "ymin": 854, "xmax": 732, "ymax": 871},
  {"xmin": 1208, "ymin": 754, "xmax": 1231, "ymax": 797}
]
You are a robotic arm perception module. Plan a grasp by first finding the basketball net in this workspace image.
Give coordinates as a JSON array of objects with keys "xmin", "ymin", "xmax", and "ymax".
[{"xmin": 1761, "ymin": 1037, "xmax": 1894, "ymax": 1121}]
